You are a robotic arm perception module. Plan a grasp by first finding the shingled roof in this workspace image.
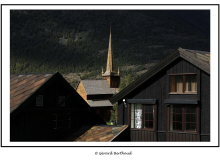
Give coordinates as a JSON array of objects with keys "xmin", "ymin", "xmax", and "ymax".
[
  {"xmin": 87, "ymin": 100, "xmax": 113, "ymax": 107},
  {"xmin": 81, "ymin": 80, "xmax": 115, "ymax": 95},
  {"xmin": 10, "ymin": 73, "xmax": 54, "ymax": 113},
  {"xmin": 110, "ymin": 48, "xmax": 210, "ymax": 103},
  {"xmin": 67, "ymin": 125, "xmax": 128, "ymax": 142}
]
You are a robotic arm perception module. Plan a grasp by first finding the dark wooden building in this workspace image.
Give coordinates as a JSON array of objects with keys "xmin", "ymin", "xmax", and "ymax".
[
  {"xmin": 76, "ymin": 29, "xmax": 120, "ymax": 122},
  {"xmin": 10, "ymin": 72, "xmax": 106, "ymax": 141},
  {"xmin": 110, "ymin": 48, "xmax": 210, "ymax": 142}
]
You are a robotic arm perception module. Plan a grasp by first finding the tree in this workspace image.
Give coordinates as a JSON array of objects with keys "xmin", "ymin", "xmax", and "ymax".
[
  {"xmin": 119, "ymin": 74, "xmax": 133, "ymax": 91},
  {"xmin": 110, "ymin": 103, "xmax": 118, "ymax": 125}
]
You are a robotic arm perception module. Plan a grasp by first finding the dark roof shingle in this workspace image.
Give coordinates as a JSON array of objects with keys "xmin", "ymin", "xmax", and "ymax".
[
  {"xmin": 10, "ymin": 73, "xmax": 54, "ymax": 113},
  {"xmin": 82, "ymin": 80, "xmax": 114, "ymax": 95},
  {"xmin": 87, "ymin": 100, "xmax": 113, "ymax": 107},
  {"xmin": 67, "ymin": 125, "xmax": 128, "ymax": 142}
]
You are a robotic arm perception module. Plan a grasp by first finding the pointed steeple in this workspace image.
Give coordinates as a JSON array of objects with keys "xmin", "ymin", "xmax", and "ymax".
[
  {"xmin": 102, "ymin": 24, "xmax": 120, "ymax": 88},
  {"xmin": 105, "ymin": 24, "xmax": 115, "ymax": 75}
]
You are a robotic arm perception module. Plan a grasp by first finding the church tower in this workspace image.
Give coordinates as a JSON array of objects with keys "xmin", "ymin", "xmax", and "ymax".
[{"xmin": 102, "ymin": 26, "xmax": 120, "ymax": 88}]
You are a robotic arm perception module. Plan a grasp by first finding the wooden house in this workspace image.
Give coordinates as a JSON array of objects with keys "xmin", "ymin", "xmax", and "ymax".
[
  {"xmin": 10, "ymin": 72, "xmax": 106, "ymax": 141},
  {"xmin": 76, "ymin": 28, "xmax": 120, "ymax": 122},
  {"xmin": 110, "ymin": 48, "xmax": 210, "ymax": 142}
]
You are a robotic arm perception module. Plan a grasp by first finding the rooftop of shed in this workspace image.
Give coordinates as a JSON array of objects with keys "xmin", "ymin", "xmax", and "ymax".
[{"xmin": 67, "ymin": 125, "xmax": 128, "ymax": 142}]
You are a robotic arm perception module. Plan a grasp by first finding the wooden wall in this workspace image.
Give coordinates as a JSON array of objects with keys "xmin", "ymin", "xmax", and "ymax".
[
  {"xmin": 117, "ymin": 58, "xmax": 210, "ymax": 142},
  {"xmin": 200, "ymin": 71, "xmax": 210, "ymax": 141},
  {"xmin": 10, "ymin": 76, "xmax": 105, "ymax": 141},
  {"xmin": 76, "ymin": 81, "xmax": 87, "ymax": 101},
  {"xmin": 102, "ymin": 75, "xmax": 120, "ymax": 88}
]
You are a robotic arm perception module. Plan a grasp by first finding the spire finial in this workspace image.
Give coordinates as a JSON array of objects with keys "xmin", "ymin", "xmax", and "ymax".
[{"xmin": 110, "ymin": 22, "xmax": 111, "ymax": 34}]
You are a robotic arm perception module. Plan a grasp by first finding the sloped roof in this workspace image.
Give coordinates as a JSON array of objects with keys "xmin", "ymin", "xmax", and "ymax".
[
  {"xmin": 110, "ymin": 48, "xmax": 210, "ymax": 103},
  {"xmin": 82, "ymin": 80, "xmax": 114, "ymax": 95},
  {"xmin": 10, "ymin": 73, "xmax": 54, "ymax": 113},
  {"xmin": 87, "ymin": 100, "xmax": 113, "ymax": 107},
  {"xmin": 67, "ymin": 125, "xmax": 128, "ymax": 142}
]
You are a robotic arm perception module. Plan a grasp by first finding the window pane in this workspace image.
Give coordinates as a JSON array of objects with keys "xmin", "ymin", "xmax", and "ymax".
[
  {"xmin": 131, "ymin": 110, "xmax": 134, "ymax": 119},
  {"xmin": 131, "ymin": 119, "xmax": 134, "ymax": 128},
  {"xmin": 176, "ymin": 122, "xmax": 182, "ymax": 131},
  {"xmin": 144, "ymin": 105, "xmax": 149, "ymax": 112},
  {"xmin": 149, "ymin": 105, "xmax": 153, "ymax": 112},
  {"xmin": 170, "ymin": 76, "xmax": 175, "ymax": 92},
  {"xmin": 185, "ymin": 123, "xmax": 190, "ymax": 130},
  {"xmin": 185, "ymin": 107, "xmax": 190, "ymax": 113},
  {"xmin": 186, "ymin": 114, "xmax": 190, "ymax": 122},
  {"xmin": 135, "ymin": 104, "xmax": 142, "ymax": 128},
  {"xmin": 145, "ymin": 113, "xmax": 148, "ymax": 120},
  {"xmin": 149, "ymin": 113, "xmax": 153, "ymax": 120},
  {"xmin": 135, "ymin": 120, "xmax": 142, "ymax": 129},
  {"xmin": 144, "ymin": 121, "xmax": 149, "ymax": 128},
  {"xmin": 175, "ymin": 76, "xmax": 183, "ymax": 92},
  {"xmin": 176, "ymin": 107, "xmax": 182, "ymax": 113},
  {"xmin": 191, "ymin": 123, "xmax": 196, "ymax": 131},
  {"xmin": 131, "ymin": 104, "xmax": 134, "ymax": 112},
  {"xmin": 170, "ymin": 105, "xmax": 173, "ymax": 113},
  {"xmin": 185, "ymin": 75, "xmax": 197, "ymax": 92},
  {"xmin": 176, "ymin": 114, "xmax": 182, "ymax": 122},
  {"xmin": 149, "ymin": 121, "xmax": 153, "ymax": 128},
  {"xmin": 186, "ymin": 123, "xmax": 196, "ymax": 131},
  {"xmin": 191, "ymin": 107, "xmax": 196, "ymax": 113},
  {"xmin": 191, "ymin": 114, "xmax": 196, "ymax": 122},
  {"xmin": 170, "ymin": 113, "xmax": 173, "ymax": 130}
]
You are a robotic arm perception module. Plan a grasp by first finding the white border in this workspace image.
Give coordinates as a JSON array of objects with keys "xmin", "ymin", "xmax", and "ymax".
[{"xmin": 2, "ymin": 5, "xmax": 219, "ymax": 147}]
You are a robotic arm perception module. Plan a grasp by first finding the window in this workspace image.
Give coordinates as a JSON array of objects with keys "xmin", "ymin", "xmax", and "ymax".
[
  {"xmin": 36, "ymin": 95, "xmax": 43, "ymax": 106},
  {"xmin": 53, "ymin": 113, "xmax": 71, "ymax": 129},
  {"xmin": 170, "ymin": 74, "xmax": 197, "ymax": 93},
  {"xmin": 169, "ymin": 105, "xmax": 197, "ymax": 132},
  {"xmin": 130, "ymin": 104, "xmax": 154, "ymax": 129},
  {"xmin": 58, "ymin": 96, "xmax": 65, "ymax": 107}
]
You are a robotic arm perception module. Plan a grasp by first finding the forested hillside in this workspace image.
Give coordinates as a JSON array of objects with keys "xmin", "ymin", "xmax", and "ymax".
[{"xmin": 10, "ymin": 10, "xmax": 210, "ymax": 83}]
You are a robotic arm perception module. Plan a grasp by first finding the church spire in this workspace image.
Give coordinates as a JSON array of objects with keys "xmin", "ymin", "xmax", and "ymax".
[{"xmin": 105, "ymin": 23, "xmax": 115, "ymax": 75}]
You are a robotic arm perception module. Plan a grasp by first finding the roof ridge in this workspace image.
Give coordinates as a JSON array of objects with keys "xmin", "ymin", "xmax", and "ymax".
[
  {"xmin": 10, "ymin": 73, "xmax": 55, "ymax": 76},
  {"xmin": 110, "ymin": 47, "xmax": 210, "ymax": 103}
]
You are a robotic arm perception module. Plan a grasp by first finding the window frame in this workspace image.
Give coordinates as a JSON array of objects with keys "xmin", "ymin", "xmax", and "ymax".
[
  {"xmin": 58, "ymin": 96, "xmax": 66, "ymax": 107},
  {"xmin": 167, "ymin": 104, "xmax": 199, "ymax": 133},
  {"xmin": 169, "ymin": 73, "xmax": 197, "ymax": 94},
  {"xmin": 53, "ymin": 113, "xmax": 71, "ymax": 129},
  {"xmin": 36, "ymin": 95, "xmax": 43, "ymax": 106},
  {"xmin": 128, "ymin": 103, "xmax": 157, "ymax": 131}
]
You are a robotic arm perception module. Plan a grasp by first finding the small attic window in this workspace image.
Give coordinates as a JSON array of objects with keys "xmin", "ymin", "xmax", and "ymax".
[
  {"xmin": 59, "ymin": 96, "xmax": 65, "ymax": 107},
  {"xmin": 36, "ymin": 95, "xmax": 43, "ymax": 106}
]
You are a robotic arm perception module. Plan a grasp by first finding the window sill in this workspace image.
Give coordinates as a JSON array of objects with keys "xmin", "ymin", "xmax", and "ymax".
[
  {"xmin": 169, "ymin": 92, "xmax": 197, "ymax": 95},
  {"xmin": 131, "ymin": 128, "xmax": 154, "ymax": 131},
  {"xmin": 168, "ymin": 131, "xmax": 197, "ymax": 134}
]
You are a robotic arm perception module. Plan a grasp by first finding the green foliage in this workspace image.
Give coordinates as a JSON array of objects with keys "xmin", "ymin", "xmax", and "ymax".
[
  {"xmin": 119, "ymin": 74, "xmax": 134, "ymax": 91},
  {"xmin": 110, "ymin": 103, "xmax": 118, "ymax": 125},
  {"xmin": 10, "ymin": 10, "xmax": 210, "ymax": 75}
]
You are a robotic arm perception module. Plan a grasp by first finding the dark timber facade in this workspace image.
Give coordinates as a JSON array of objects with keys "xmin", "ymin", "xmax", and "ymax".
[
  {"xmin": 10, "ymin": 72, "xmax": 105, "ymax": 141},
  {"xmin": 110, "ymin": 48, "xmax": 210, "ymax": 142}
]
